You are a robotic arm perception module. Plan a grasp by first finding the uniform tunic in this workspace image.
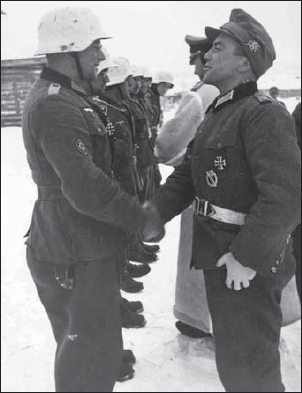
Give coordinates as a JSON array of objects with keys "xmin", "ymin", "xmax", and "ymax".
[
  {"xmin": 22, "ymin": 67, "xmax": 147, "ymax": 392},
  {"xmin": 92, "ymin": 95, "xmax": 141, "ymax": 197},
  {"xmin": 153, "ymin": 82, "xmax": 301, "ymax": 392},
  {"xmin": 127, "ymin": 96, "xmax": 156, "ymax": 202}
]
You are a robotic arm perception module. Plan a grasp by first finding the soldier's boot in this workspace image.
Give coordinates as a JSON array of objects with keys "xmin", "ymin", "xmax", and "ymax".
[
  {"xmin": 121, "ymin": 300, "xmax": 147, "ymax": 328},
  {"xmin": 127, "ymin": 262, "xmax": 151, "ymax": 278},
  {"xmin": 121, "ymin": 266, "xmax": 144, "ymax": 293},
  {"xmin": 175, "ymin": 321, "xmax": 213, "ymax": 339},
  {"xmin": 142, "ymin": 243, "xmax": 160, "ymax": 253},
  {"xmin": 121, "ymin": 297, "xmax": 144, "ymax": 313},
  {"xmin": 117, "ymin": 362, "xmax": 135, "ymax": 382},
  {"xmin": 128, "ymin": 245, "xmax": 158, "ymax": 264},
  {"xmin": 128, "ymin": 236, "xmax": 159, "ymax": 264},
  {"xmin": 123, "ymin": 349, "xmax": 136, "ymax": 365}
]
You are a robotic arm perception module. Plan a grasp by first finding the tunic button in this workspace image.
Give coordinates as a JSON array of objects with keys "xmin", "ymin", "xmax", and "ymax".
[
  {"xmin": 217, "ymin": 142, "xmax": 222, "ymax": 148},
  {"xmin": 271, "ymin": 266, "xmax": 278, "ymax": 273}
]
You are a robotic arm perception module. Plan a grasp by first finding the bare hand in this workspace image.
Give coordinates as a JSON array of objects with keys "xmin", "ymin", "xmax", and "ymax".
[{"xmin": 216, "ymin": 252, "xmax": 256, "ymax": 291}]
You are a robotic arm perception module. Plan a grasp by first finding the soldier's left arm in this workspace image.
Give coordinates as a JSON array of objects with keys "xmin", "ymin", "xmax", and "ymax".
[{"xmin": 230, "ymin": 102, "xmax": 301, "ymax": 275}]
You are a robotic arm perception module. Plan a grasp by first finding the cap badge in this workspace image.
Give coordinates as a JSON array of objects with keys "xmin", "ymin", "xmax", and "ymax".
[{"xmin": 245, "ymin": 40, "xmax": 261, "ymax": 53}]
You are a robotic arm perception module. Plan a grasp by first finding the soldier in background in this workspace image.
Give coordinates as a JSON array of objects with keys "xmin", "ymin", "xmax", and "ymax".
[
  {"xmin": 151, "ymin": 9, "xmax": 301, "ymax": 392},
  {"xmin": 91, "ymin": 57, "xmax": 150, "ymax": 295},
  {"xmin": 269, "ymin": 86, "xmax": 286, "ymax": 107},
  {"xmin": 127, "ymin": 66, "xmax": 161, "ymax": 258},
  {"xmin": 148, "ymin": 71, "xmax": 174, "ymax": 191},
  {"xmin": 155, "ymin": 36, "xmax": 219, "ymax": 340}
]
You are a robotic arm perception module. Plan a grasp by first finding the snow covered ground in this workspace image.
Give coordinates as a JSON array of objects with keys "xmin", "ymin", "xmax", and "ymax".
[{"xmin": 1, "ymin": 111, "xmax": 301, "ymax": 391}]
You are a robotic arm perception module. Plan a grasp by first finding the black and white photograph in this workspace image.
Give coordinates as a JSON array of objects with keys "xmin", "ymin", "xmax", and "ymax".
[{"xmin": 1, "ymin": 1, "xmax": 301, "ymax": 392}]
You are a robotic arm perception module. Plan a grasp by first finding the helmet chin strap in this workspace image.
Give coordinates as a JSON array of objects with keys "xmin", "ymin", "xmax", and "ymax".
[{"xmin": 71, "ymin": 52, "xmax": 85, "ymax": 81}]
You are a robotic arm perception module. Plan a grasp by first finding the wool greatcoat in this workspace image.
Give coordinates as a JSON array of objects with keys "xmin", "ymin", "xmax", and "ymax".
[{"xmin": 152, "ymin": 81, "xmax": 301, "ymax": 392}]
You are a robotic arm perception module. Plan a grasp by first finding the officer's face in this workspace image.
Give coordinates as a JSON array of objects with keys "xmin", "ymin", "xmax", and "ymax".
[
  {"xmin": 78, "ymin": 40, "xmax": 106, "ymax": 81},
  {"xmin": 203, "ymin": 33, "xmax": 246, "ymax": 92}
]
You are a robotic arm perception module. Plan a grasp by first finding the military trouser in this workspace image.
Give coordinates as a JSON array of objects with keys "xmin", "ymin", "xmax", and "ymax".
[
  {"xmin": 26, "ymin": 247, "xmax": 123, "ymax": 392},
  {"xmin": 203, "ymin": 256, "xmax": 295, "ymax": 392}
]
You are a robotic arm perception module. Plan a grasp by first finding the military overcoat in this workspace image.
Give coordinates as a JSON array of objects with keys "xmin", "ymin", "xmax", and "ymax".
[{"xmin": 153, "ymin": 82, "xmax": 301, "ymax": 276}]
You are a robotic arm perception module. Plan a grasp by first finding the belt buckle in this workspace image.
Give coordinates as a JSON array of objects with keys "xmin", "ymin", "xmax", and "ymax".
[{"xmin": 195, "ymin": 197, "xmax": 215, "ymax": 217}]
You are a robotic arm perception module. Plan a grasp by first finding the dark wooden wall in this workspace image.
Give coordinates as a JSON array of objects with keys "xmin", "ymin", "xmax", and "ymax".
[{"xmin": 1, "ymin": 57, "xmax": 45, "ymax": 127}]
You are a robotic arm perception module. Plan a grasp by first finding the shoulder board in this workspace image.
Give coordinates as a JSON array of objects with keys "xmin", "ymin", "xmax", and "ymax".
[
  {"xmin": 254, "ymin": 91, "xmax": 273, "ymax": 104},
  {"xmin": 47, "ymin": 83, "xmax": 61, "ymax": 96}
]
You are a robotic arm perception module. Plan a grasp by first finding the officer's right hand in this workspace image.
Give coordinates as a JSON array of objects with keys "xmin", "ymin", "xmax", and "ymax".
[{"xmin": 141, "ymin": 201, "xmax": 165, "ymax": 243}]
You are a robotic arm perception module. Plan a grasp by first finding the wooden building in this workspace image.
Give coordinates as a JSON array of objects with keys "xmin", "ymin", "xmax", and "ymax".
[{"xmin": 1, "ymin": 57, "xmax": 45, "ymax": 127}]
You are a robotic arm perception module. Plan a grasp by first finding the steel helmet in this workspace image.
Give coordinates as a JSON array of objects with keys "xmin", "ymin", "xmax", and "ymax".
[
  {"xmin": 132, "ymin": 65, "xmax": 144, "ymax": 78},
  {"xmin": 34, "ymin": 7, "xmax": 111, "ymax": 55},
  {"xmin": 140, "ymin": 66, "xmax": 153, "ymax": 79},
  {"xmin": 106, "ymin": 57, "xmax": 133, "ymax": 86},
  {"xmin": 152, "ymin": 71, "xmax": 174, "ymax": 88},
  {"xmin": 98, "ymin": 47, "xmax": 117, "ymax": 73}
]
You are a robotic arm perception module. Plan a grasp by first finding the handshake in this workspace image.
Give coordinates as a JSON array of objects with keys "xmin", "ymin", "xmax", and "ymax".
[{"xmin": 141, "ymin": 201, "xmax": 165, "ymax": 243}]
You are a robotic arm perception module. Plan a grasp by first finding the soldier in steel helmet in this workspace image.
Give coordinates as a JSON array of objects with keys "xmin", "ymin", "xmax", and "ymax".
[{"xmin": 22, "ymin": 7, "xmax": 164, "ymax": 391}]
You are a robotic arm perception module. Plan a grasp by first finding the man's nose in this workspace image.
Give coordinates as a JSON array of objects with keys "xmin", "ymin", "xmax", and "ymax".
[
  {"xmin": 99, "ymin": 49, "xmax": 106, "ymax": 61},
  {"xmin": 204, "ymin": 49, "xmax": 212, "ymax": 61}
]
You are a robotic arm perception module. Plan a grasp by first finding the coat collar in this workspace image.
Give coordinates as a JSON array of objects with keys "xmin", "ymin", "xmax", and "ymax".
[
  {"xmin": 40, "ymin": 66, "xmax": 87, "ymax": 97},
  {"xmin": 206, "ymin": 81, "xmax": 258, "ymax": 113}
]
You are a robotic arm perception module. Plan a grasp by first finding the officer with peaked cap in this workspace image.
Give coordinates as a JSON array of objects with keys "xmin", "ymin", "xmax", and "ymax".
[
  {"xmin": 150, "ymin": 8, "xmax": 301, "ymax": 392},
  {"xmin": 22, "ymin": 7, "xmax": 164, "ymax": 392},
  {"xmin": 185, "ymin": 35, "xmax": 212, "ymax": 65},
  {"xmin": 155, "ymin": 35, "xmax": 218, "ymax": 341}
]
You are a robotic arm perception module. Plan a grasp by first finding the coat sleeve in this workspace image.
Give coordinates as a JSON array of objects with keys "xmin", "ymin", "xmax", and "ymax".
[
  {"xmin": 230, "ymin": 102, "xmax": 301, "ymax": 275},
  {"xmin": 33, "ymin": 95, "xmax": 146, "ymax": 233},
  {"xmin": 154, "ymin": 92, "xmax": 203, "ymax": 166},
  {"xmin": 152, "ymin": 145, "xmax": 196, "ymax": 223}
]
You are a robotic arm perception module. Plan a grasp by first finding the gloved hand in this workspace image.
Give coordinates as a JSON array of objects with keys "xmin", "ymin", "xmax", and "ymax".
[{"xmin": 141, "ymin": 201, "xmax": 165, "ymax": 243}]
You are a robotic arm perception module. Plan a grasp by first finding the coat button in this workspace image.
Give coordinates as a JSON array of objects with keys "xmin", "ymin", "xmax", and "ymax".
[
  {"xmin": 275, "ymin": 260, "xmax": 280, "ymax": 266},
  {"xmin": 271, "ymin": 266, "xmax": 278, "ymax": 273},
  {"xmin": 217, "ymin": 142, "xmax": 222, "ymax": 148}
]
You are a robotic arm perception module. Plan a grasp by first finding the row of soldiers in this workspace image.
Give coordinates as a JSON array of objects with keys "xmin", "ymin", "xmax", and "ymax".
[{"xmin": 84, "ymin": 56, "xmax": 174, "ymax": 331}]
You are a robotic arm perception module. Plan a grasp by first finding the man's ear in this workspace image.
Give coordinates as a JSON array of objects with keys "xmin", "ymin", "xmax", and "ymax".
[{"xmin": 239, "ymin": 57, "xmax": 253, "ymax": 73}]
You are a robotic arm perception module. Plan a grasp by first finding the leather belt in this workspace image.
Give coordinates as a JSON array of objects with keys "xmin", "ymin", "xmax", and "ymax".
[
  {"xmin": 38, "ymin": 185, "xmax": 63, "ymax": 200},
  {"xmin": 194, "ymin": 197, "xmax": 246, "ymax": 226}
]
